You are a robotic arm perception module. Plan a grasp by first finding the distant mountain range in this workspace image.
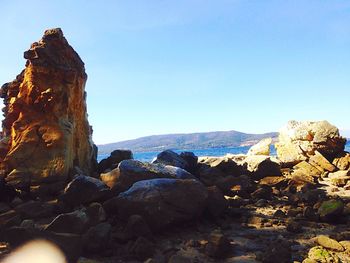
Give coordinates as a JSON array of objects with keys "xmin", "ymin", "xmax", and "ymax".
[{"xmin": 97, "ymin": 130, "xmax": 278, "ymax": 154}]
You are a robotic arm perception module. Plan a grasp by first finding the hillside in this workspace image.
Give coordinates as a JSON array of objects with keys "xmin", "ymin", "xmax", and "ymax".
[{"xmin": 97, "ymin": 130, "xmax": 278, "ymax": 154}]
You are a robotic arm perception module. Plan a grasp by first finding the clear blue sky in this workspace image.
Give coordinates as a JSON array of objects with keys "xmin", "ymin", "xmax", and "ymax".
[{"xmin": 0, "ymin": 0, "xmax": 349, "ymax": 144}]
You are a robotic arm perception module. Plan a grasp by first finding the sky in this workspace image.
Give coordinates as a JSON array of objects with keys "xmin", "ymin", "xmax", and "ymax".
[{"xmin": 0, "ymin": 0, "xmax": 349, "ymax": 144}]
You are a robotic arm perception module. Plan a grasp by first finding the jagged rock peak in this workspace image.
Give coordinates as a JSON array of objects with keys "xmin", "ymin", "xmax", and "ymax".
[{"xmin": 23, "ymin": 27, "xmax": 85, "ymax": 71}]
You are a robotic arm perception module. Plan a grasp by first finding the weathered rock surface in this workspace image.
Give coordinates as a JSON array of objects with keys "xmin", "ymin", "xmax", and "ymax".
[
  {"xmin": 293, "ymin": 161, "xmax": 322, "ymax": 177},
  {"xmin": 308, "ymin": 150, "xmax": 336, "ymax": 172},
  {"xmin": 0, "ymin": 28, "xmax": 96, "ymax": 195},
  {"xmin": 275, "ymin": 120, "xmax": 346, "ymax": 165},
  {"xmin": 100, "ymin": 159, "xmax": 195, "ymax": 192},
  {"xmin": 247, "ymin": 137, "xmax": 272, "ymax": 156},
  {"xmin": 333, "ymin": 152, "xmax": 350, "ymax": 171},
  {"xmin": 104, "ymin": 178, "xmax": 208, "ymax": 231},
  {"xmin": 328, "ymin": 170, "xmax": 350, "ymax": 187}
]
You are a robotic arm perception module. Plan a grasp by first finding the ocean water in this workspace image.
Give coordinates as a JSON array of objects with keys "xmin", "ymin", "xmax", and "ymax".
[
  {"xmin": 97, "ymin": 141, "xmax": 350, "ymax": 163},
  {"xmin": 98, "ymin": 145, "xmax": 273, "ymax": 162}
]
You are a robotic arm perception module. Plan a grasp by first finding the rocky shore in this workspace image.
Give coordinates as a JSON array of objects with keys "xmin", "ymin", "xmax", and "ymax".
[{"xmin": 0, "ymin": 29, "xmax": 350, "ymax": 263}]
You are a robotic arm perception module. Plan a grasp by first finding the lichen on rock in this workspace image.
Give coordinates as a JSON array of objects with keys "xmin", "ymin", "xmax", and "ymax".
[{"xmin": 0, "ymin": 28, "xmax": 96, "ymax": 196}]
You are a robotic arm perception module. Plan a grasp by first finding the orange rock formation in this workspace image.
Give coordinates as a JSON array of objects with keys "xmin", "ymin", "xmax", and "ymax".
[{"xmin": 0, "ymin": 28, "xmax": 96, "ymax": 196}]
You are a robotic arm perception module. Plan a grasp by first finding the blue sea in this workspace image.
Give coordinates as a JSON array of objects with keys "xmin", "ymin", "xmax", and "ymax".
[
  {"xmin": 97, "ymin": 142, "xmax": 350, "ymax": 163},
  {"xmin": 97, "ymin": 145, "xmax": 272, "ymax": 162}
]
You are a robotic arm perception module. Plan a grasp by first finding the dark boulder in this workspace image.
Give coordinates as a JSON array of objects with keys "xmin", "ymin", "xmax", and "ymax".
[
  {"xmin": 104, "ymin": 178, "xmax": 208, "ymax": 231},
  {"xmin": 60, "ymin": 175, "xmax": 111, "ymax": 207},
  {"xmin": 85, "ymin": 202, "xmax": 106, "ymax": 226},
  {"xmin": 98, "ymin": 149, "xmax": 133, "ymax": 173},
  {"xmin": 45, "ymin": 209, "xmax": 90, "ymax": 234},
  {"xmin": 152, "ymin": 150, "xmax": 189, "ymax": 171},
  {"xmin": 196, "ymin": 156, "xmax": 243, "ymax": 186},
  {"xmin": 180, "ymin": 151, "xmax": 198, "ymax": 174}
]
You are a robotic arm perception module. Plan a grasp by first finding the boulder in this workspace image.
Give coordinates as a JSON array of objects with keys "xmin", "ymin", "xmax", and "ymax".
[
  {"xmin": 152, "ymin": 150, "xmax": 189, "ymax": 170},
  {"xmin": 259, "ymin": 176, "xmax": 287, "ymax": 187},
  {"xmin": 251, "ymin": 186, "xmax": 272, "ymax": 200},
  {"xmin": 290, "ymin": 169, "xmax": 316, "ymax": 185},
  {"xmin": 275, "ymin": 120, "xmax": 346, "ymax": 165},
  {"xmin": 216, "ymin": 174, "xmax": 256, "ymax": 197},
  {"xmin": 196, "ymin": 156, "xmax": 243, "ymax": 185},
  {"xmin": 333, "ymin": 152, "xmax": 350, "ymax": 171},
  {"xmin": 60, "ymin": 175, "xmax": 111, "ymax": 207},
  {"xmin": 98, "ymin": 149, "xmax": 133, "ymax": 173},
  {"xmin": 293, "ymin": 161, "xmax": 323, "ymax": 177},
  {"xmin": 45, "ymin": 209, "xmax": 90, "ymax": 234},
  {"xmin": 85, "ymin": 202, "xmax": 106, "ymax": 226},
  {"xmin": 308, "ymin": 151, "xmax": 336, "ymax": 172},
  {"xmin": 328, "ymin": 170, "xmax": 350, "ymax": 187},
  {"xmin": 0, "ymin": 28, "xmax": 96, "ymax": 195},
  {"xmin": 318, "ymin": 199, "xmax": 344, "ymax": 220},
  {"xmin": 237, "ymin": 155, "xmax": 281, "ymax": 180},
  {"xmin": 199, "ymin": 156, "xmax": 242, "ymax": 175},
  {"xmin": 179, "ymin": 151, "xmax": 198, "ymax": 174},
  {"xmin": 316, "ymin": 235, "xmax": 344, "ymax": 252},
  {"xmin": 247, "ymin": 138, "xmax": 272, "ymax": 156},
  {"xmin": 196, "ymin": 162, "xmax": 226, "ymax": 186},
  {"xmin": 100, "ymin": 159, "xmax": 195, "ymax": 192},
  {"xmin": 104, "ymin": 178, "xmax": 208, "ymax": 231}
]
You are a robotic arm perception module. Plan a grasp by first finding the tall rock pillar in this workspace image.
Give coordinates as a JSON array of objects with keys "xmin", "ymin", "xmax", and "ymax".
[{"xmin": 0, "ymin": 28, "xmax": 96, "ymax": 195}]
